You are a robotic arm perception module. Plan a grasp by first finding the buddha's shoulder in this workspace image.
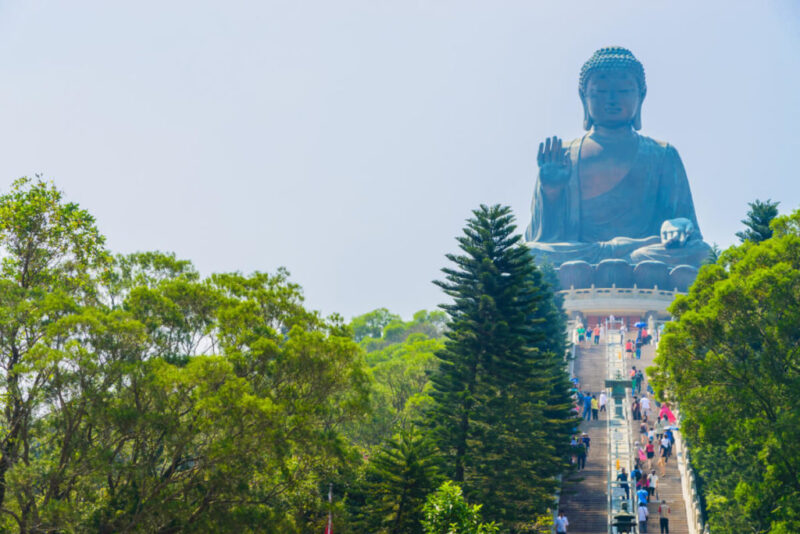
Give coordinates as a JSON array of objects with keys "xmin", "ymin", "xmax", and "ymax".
[
  {"xmin": 636, "ymin": 134, "xmax": 682, "ymax": 160},
  {"xmin": 565, "ymin": 134, "xmax": 681, "ymax": 155}
]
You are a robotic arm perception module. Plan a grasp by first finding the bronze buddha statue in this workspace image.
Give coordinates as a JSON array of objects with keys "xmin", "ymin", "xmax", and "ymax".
[{"xmin": 525, "ymin": 47, "xmax": 711, "ymax": 273}]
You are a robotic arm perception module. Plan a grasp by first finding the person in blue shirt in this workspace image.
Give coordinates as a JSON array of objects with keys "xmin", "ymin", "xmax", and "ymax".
[
  {"xmin": 617, "ymin": 468, "xmax": 630, "ymax": 499},
  {"xmin": 631, "ymin": 466, "xmax": 642, "ymax": 486},
  {"xmin": 555, "ymin": 510, "xmax": 569, "ymax": 534},
  {"xmin": 637, "ymin": 486, "xmax": 649, "ymax": 506},
  {"xmin": 583, "ymin": 393, "xmax": 592, "ymax": 420}
]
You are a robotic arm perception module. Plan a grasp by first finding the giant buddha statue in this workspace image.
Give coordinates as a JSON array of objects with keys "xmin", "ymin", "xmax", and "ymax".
[{"xmin": 525, "ymin": 47, "xmax": 711, "ymax": 277}]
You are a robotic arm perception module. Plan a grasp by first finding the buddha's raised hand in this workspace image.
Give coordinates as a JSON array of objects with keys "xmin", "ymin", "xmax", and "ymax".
[{"xmin": 537, "ymin": 136, "xmax": 571, "ymax": 188}]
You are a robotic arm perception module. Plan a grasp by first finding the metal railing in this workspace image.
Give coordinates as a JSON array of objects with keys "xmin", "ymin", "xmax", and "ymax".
[
  {"xmin": 560, "ymin": 285, "xmax": 681, "ymax": 299},
  {"xmin": 605, "ymin": 330, "xmax": 636, "ymax": 533}
]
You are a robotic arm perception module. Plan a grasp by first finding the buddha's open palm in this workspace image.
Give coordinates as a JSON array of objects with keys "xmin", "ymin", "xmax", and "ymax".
[{"xmin": 537, "ymin": 136, "xmax": 571, "ymax": 187}]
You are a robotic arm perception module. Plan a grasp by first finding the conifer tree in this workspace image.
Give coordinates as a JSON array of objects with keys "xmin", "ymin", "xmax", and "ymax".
[
  {"xmin": 428, "ymin": 205, "xmax": 574, "ymax": 529},
  {"xmin": 735, "ymin": 198, "xmax": 779, "ymax": 243},
  {"xmin": 361, "ymin": 430, "xmax": 440, "ymax": 534},
  {"xmin": 528, "ymin": 266, "xmax": 577, "ymax": 471}
]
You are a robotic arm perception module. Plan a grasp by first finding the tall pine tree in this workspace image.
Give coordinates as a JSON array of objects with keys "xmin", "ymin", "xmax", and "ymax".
[{"xmin": 428, "ymin": 205, "xmax": 575, "ymax": 531}]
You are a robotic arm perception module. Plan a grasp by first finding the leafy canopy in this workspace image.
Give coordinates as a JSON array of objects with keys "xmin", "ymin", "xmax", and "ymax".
[
  {"xmin": 421, "ymin": 482, "xmax": 498, "ymax": 534},
  {"xmin": 651, "ymin": 207, "xmax": 800, "ymax": 533},
  {"xmin": 0, "ymin": 178, "xmax": 370, "ymax": 533}
]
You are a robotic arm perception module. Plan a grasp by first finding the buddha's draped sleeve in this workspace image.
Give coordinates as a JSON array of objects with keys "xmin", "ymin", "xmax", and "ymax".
[
  {"xmin": 655, "ymin": 144, "xmax": 704, "ymax": 240},
  {"xmin": 525, "ymin": 138, "xmax": 582, "ymax": 242}
]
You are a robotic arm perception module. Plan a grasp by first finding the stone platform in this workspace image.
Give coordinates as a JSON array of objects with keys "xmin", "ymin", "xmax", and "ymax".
[{"xmin": 560, "ymin": 286, "xmax": 680, "ymax": 323}]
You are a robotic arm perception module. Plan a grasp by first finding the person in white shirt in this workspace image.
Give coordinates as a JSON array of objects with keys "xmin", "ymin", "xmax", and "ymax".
[
  {"xmin": 660, "ymin": 436, "xmax": 671, "ymax": 459},
  {"xmin": 641, "ymin": 396, "xmax": 651, "ymax": 419},
  {"xmin": 659, "ymin": 436, "xmax": 671, "ymax": 476},
  {"xmin": 598, "ymin": 391, "xmax": 608, "ymax": 416},
  {"xmin": 648, "ymin": 471, "xmax": 659, "ymax": 500},
  {"xmin": 638, "ymin": 503, "xmax": 649, "ymax": 532},
  {"xmin": 555, "ymin": 510, "xmax": 569, "ymax": 533}
]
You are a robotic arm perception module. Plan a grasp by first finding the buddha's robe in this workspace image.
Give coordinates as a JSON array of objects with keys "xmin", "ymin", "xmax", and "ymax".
[{"xmin": 524, "ymin": 133, "xmax": 710, "ymax": 266}]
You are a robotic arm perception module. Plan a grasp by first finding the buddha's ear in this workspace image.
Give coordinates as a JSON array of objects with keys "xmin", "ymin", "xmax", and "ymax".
[
  {"xmin": 582, "ymin": 97, "xmax": 593, "ymax": 130},
  {"xmin": 633, "ymin": 100, "xmax": 643, "ymax": 131}
]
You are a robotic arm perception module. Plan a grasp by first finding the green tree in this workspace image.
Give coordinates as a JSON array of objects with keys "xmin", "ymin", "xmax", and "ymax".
[
  {"xmin": 353, "ymin": 334, "xmax": 441, "ymax": 444},
  {"xmin": 528, "ymin": 268, "xmax": 576, "ymax": 469},
  {"xmin": 354, "ymin": 309, "xmax": 447, "ymax": 353},
  {"xmin": 0, "ymin": 177, "xmax": 108, "ymax": 529},
  {"xmin": 360, "ymin": 430, "xmax": 441, "ymax": 534},
  {"xmin": 421, "ymin": 481, "xmax": 498, "ymax": 534},
  {"xmin": 428, "ymin": 205, "xmax": 573, "ymax": 529},
  {"xmin": 735, "ymin": 198, "xmax": 780, "ymax": 243},
  {"xmin": 343, "ymin": 310, "xmax": 446, "ymax": 533},
  {"xmin": 350, "ymin": 308, "xmax": 401, "ymax": 342},
  {"xmin": 208, "ymin": 270, "xmax": 372, "ymax": 530},
  {"xmin": 345, "ymin": 309, "xmax": 446, "ymax": 447},
  {"xmin": 650, "ymin": 208, "xmax": 800, "ymax": 533}
]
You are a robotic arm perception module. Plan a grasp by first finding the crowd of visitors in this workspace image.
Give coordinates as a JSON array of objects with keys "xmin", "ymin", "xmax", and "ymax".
[{"xmin": 568, "ymin": 317, "xmax": 674, "ymax": 533}]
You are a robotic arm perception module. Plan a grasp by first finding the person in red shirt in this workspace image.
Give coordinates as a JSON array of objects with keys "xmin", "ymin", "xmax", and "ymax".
[{"xmin": 646, "ymin": 440, "xmax": 655, "ymax": 470}]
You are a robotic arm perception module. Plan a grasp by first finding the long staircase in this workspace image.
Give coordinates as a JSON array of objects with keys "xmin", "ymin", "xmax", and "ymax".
[
  {"xmin": 558, "ymin": 335, "xmax": 693, "ymax": 533},
  {"xmin": 558, "ymin": 344, "xmax": 609, "ymax": 533}
]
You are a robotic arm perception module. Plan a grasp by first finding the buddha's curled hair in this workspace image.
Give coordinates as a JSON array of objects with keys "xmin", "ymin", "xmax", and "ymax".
[{"xmin": 579, "ymin": 47, "xmax": 646, "ymax": 98}]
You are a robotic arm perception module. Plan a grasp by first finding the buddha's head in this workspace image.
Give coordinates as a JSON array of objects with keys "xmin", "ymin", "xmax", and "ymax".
[{"xmin": 579, "ymin": 47, "xmax": 646, "ymax": 131}]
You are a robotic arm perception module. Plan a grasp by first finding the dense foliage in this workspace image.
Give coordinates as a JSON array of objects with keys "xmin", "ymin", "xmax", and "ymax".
[
  {"xmin": 0, "ymin": 178, "xmax": 371, "ymax": 533},
  {"xmin": 0, "ymin": 180, "xmax": 573, "ymax": 532},
  {"xmin": 651, "ymin": 208, "xmax": 800, "ymax": 533},
  {"xmin": 344, "ymin": 310, "xmax": 446, "ymax": 533},
  {"xmin": 421, "ymin": 481, "xmax": 498, "ymax": 534}
]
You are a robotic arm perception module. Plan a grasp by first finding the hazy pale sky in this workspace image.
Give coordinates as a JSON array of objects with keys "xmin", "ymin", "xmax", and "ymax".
[{"xmin": 1, "ymin": 1, "xmax": 798, "ymax": 319}]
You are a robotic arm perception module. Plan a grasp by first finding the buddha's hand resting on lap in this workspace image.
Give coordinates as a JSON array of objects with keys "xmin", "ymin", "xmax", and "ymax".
[
  {"xmin": 660, "ymin": 218, "xmax": 695, "ymax": 248},
  {"xmin": 538, "ymin": 136, "xmax": 571, "ymax": 188}
]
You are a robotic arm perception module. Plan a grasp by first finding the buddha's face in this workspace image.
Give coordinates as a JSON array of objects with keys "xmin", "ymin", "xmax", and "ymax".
[{"xmin": 584, "ymin": 70, "xmax": 641, "ymax": 129}]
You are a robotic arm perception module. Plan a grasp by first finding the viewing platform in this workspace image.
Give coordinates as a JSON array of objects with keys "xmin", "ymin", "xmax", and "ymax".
[{"xmin": 559, "ymin": 286, "xmax": 683, "ymax": 321}]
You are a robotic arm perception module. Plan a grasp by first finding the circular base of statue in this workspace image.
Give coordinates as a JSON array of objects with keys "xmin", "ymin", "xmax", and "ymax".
[
  {"xmin": 554, "ymin": 262, "xmax": 699, "ymax": 321},
  {"xmin": 553, "ymin": 260, "xmax": 698, "ymax": 292}
]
